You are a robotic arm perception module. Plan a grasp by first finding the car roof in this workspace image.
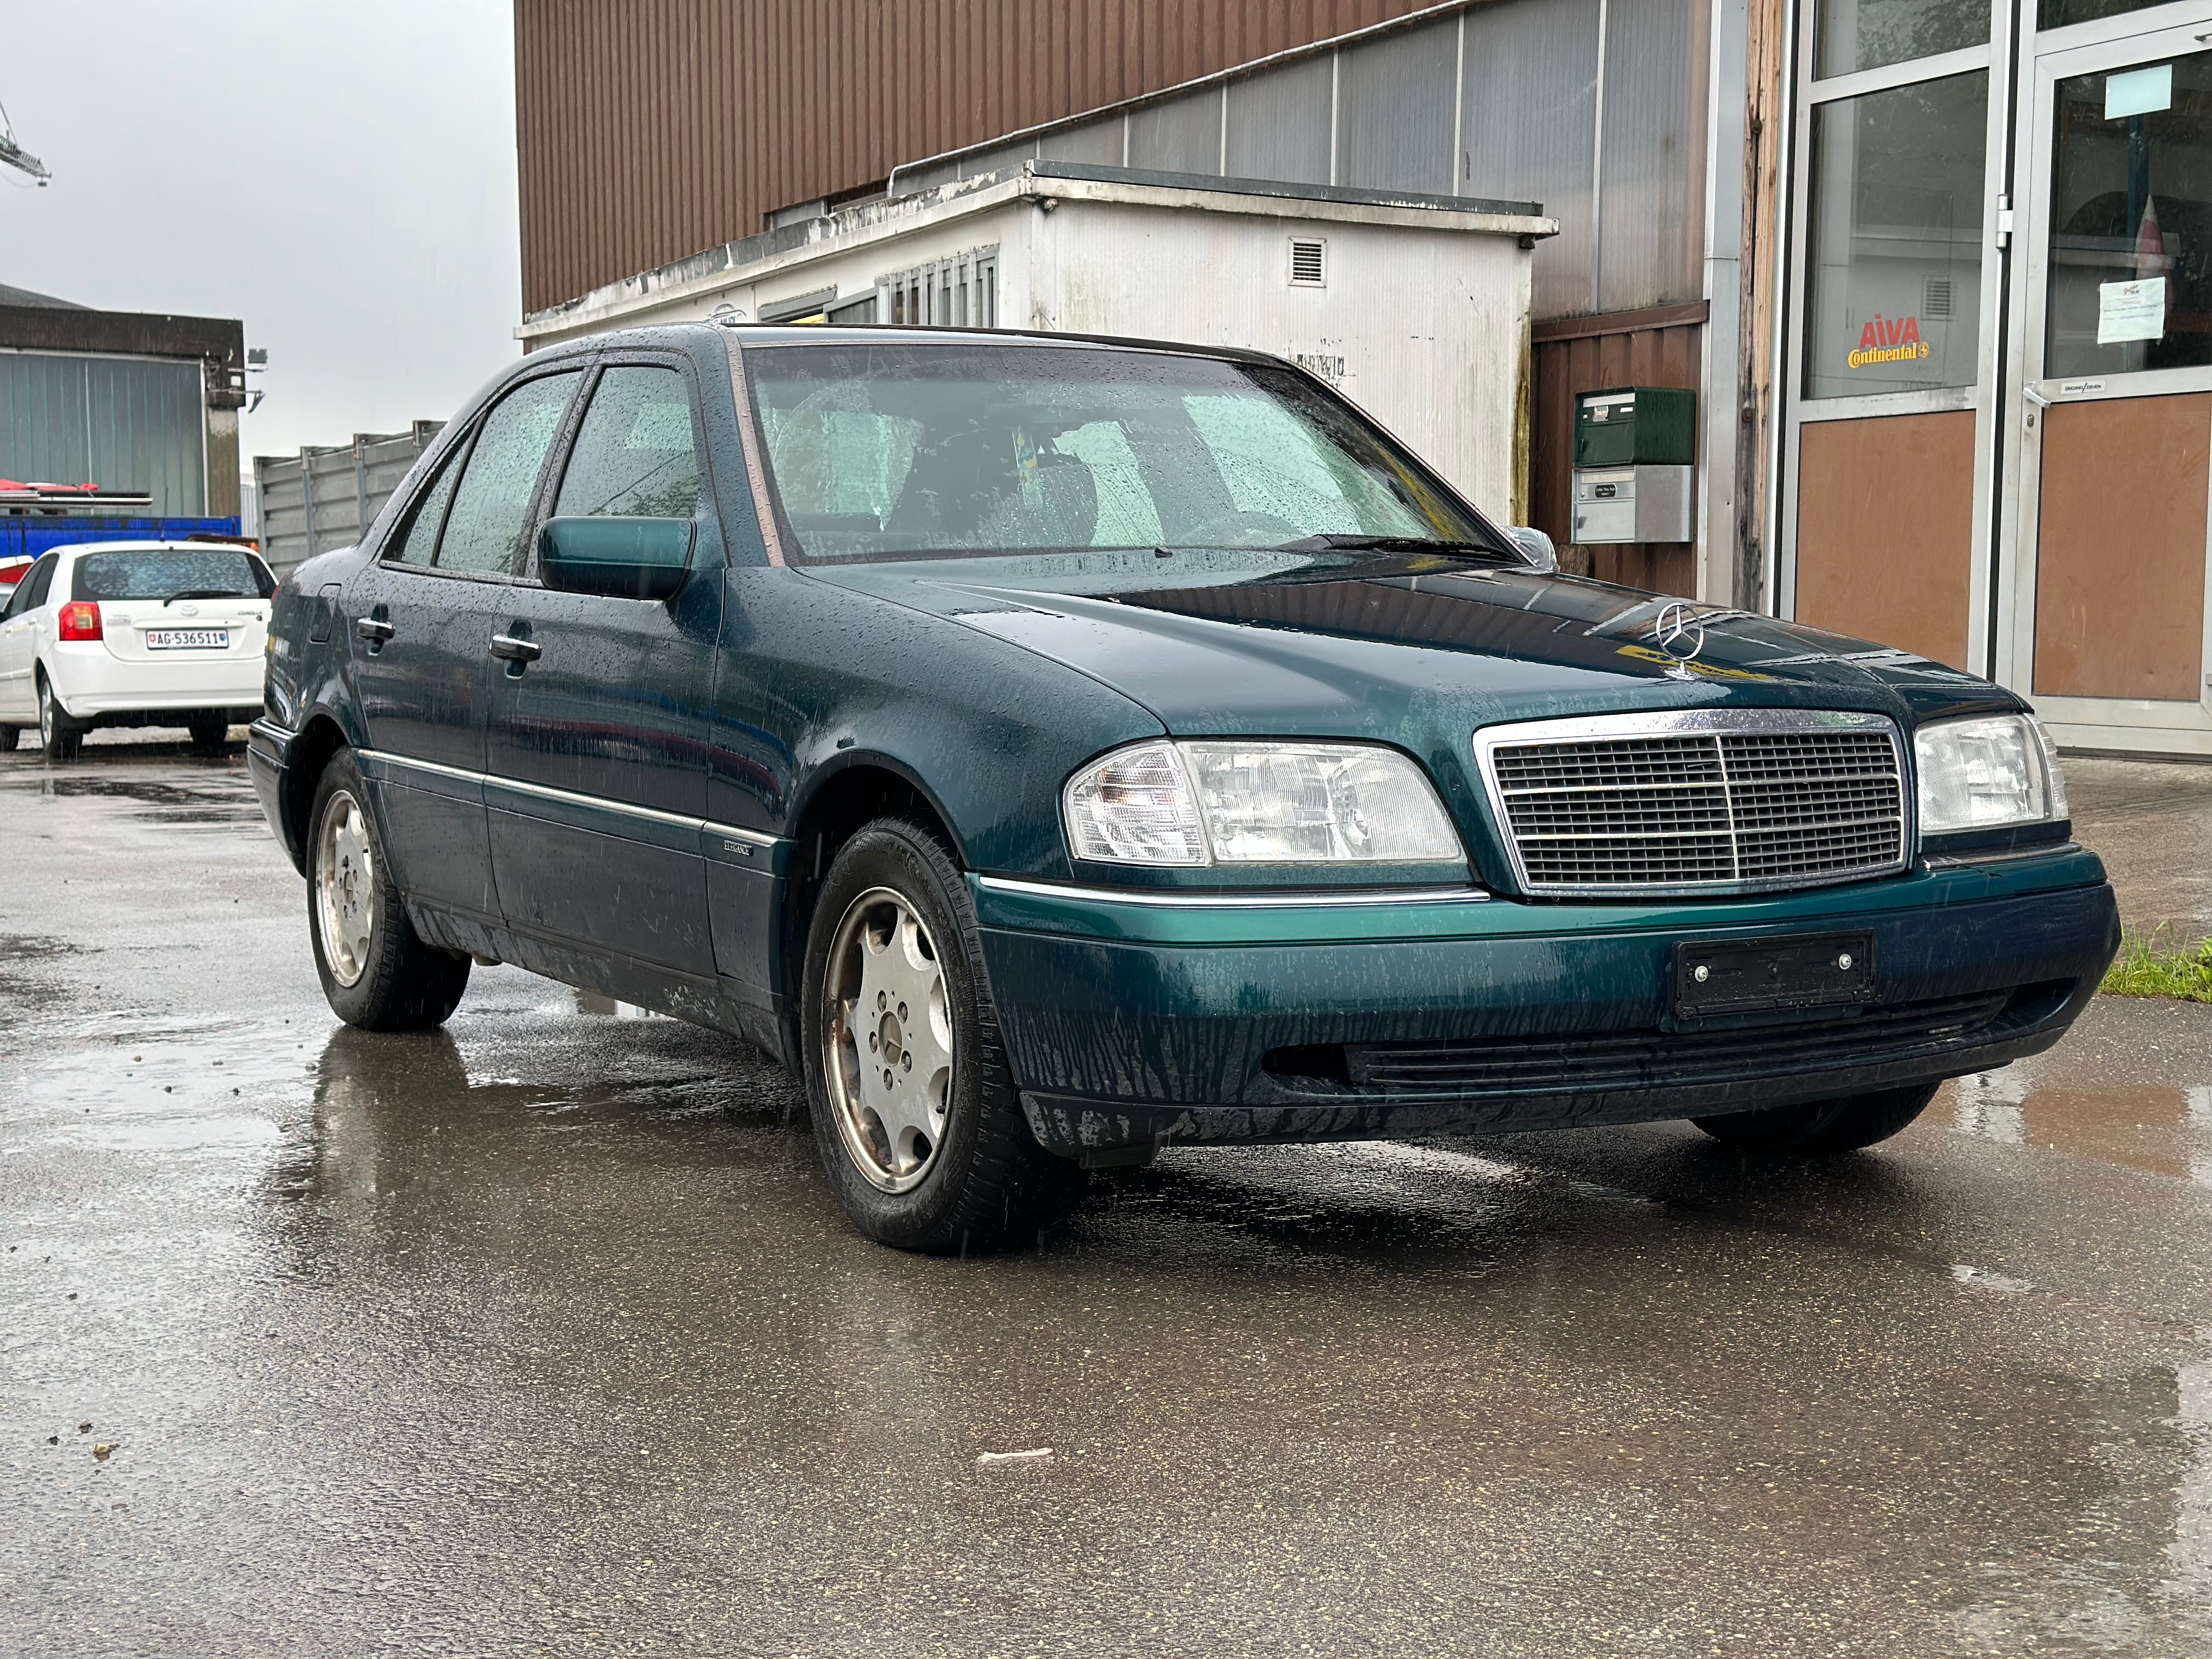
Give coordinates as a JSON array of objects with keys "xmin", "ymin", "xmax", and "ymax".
[
  {"xmin": 45, "ymin": 540, "xmax": 265, "ymax": 560},
  {"xmin": 563, "ymin": 320, "xmax": 1289, "ymax": 368}
]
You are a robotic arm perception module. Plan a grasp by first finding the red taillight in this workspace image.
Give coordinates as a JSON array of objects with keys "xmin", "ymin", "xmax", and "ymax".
[{"xmin": 58, "ymin": 601, "xmax": 102, "ymax": 641}]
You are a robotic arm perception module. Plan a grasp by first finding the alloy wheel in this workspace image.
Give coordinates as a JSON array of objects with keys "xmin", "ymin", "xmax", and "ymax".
[
  {"xmin": 821, "ymin": 885, "xmax": 956, "ymax": 1193},
  {"xmin": 314, "ymin": 789, "xmax": 377, "ymax": 988}
]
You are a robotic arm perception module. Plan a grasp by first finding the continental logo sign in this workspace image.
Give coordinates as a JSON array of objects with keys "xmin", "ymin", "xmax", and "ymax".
[{"xmin": 1848, "ymin": 314, "xmax": 1932, "ymax": 370}]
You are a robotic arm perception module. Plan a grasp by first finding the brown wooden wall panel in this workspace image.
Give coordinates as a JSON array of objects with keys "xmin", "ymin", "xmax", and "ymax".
[
  {"xmin": 514, "ymin": 0, "xmax": 1433, "ymax": 315},
  {"xmin": 1529, "ymin": 318, "xmax": 1703, "ymax": 598},
  {"xmin": 2034, "ymin": 393, "xmax": 2210, "ymax": 702},
  {"xmin": 1794, "ymin": 411, "xmax": 1975, "ymax": 669}
]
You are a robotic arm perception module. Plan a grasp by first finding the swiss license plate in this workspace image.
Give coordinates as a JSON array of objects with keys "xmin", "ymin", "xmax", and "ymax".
[
  {"xmin": 145, "ymin": 628, "xmax": 229, "ymax": 651},
  {"xmin": 1673, "ymin": 932, "xmax": 1875, "ymax": 1018}
]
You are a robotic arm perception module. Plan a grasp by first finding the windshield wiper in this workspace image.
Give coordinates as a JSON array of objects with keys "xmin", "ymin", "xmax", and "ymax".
[
  {"xmin": 163, "ymin": 588, "xmax": 247, "ymax": 606},
  {"xmin": 1271, "ymin": 534, "xmax": 1511, "ymax": 560}
]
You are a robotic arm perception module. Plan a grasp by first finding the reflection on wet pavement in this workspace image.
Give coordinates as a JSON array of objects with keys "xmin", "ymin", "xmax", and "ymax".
[{"xmin": 4, "ymin": 751, "xmax": 2212, "ymax": 1655}]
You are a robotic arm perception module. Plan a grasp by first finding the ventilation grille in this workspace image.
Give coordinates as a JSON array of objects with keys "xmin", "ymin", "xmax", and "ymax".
[
  {"xmin": 1479, "ymin": 719, "xmax": 1908, "ymax": 896},
  {"xmin": 1289, "ymin": 238, "xmax": 1327, "ymax": 287},
  {"xmin": 1923, "ymin": 275, "xmax": 1953, "ymax": 319}
]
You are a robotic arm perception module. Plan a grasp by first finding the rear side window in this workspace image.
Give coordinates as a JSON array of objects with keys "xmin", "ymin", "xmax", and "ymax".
[
  {"xmin": 73, "ymin": 548, "xmax": 271, "ymax": 602},
  {"xmin": 4, "ymin": 554, "xmax": 57, "ymax": 616},
  {"xmin": 436, "ymin": 371, "xmax": 583, "ymax": 575},
  {"xmin": 554, "ymin": 365, "xmax": 704, "ymax": 519},
  {"xmin": 387, "ymin": 442, "xmax": 464, "ymax": 567}
]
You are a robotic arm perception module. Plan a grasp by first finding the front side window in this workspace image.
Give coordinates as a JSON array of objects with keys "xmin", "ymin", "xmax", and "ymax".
[
  {"xmin": 436, "ymin": 371, "xmax": 583, "ymax": 576},
  {"xmin": 2044, "ymin": 51, "xmax": 2212, "ymax": 380},
  {"xmin": 1804, "ymin": 70, "xmax": 1989, "ymax": 400},
  {"xmin": 743, "ymin": 343, "xmax": 1505, "ymax": 563},
  {"xmin": 74, "ymin": 548, "xmax": 272, "ymax": 602},
  {"xmin": 554, "ymin": 365, "xmax": 704, "ymax": 519}
]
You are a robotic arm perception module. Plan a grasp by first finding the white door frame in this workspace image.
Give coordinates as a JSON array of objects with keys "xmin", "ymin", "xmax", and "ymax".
[{"xmin": 1996, "ymin": 7, "xmax": 2212, "ymax": 757}]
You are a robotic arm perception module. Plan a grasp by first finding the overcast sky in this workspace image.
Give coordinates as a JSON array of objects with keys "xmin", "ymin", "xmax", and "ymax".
[{"xmin": 0, "ymin": 2, "xmax": 521, "ymax": 470}]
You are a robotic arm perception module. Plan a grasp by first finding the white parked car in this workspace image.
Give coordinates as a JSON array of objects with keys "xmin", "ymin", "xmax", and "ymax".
[{"xmin": 0, "ymin": 540, "xmax": 274, "ymax": 759}]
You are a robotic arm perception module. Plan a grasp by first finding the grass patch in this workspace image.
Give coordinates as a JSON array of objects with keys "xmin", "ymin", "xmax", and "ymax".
[{"xmin": 2102, "ymin": 928, "xmax": 2212, "ymax": 1003}]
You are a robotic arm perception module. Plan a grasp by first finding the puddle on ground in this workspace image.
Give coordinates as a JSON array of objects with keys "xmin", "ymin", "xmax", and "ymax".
[
  {"xmin": 1948, "ymin": 1069, "xmax": 2212, "ymax": 1186},
  {"xmin": 0, "ymin": 765, "xmax": 262, "ymax": 826}
]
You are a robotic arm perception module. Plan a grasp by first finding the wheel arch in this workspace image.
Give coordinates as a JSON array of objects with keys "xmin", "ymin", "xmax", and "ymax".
[{"xmin": 775, "ymin": 755, "xmax": 968, "ymax": 1039}]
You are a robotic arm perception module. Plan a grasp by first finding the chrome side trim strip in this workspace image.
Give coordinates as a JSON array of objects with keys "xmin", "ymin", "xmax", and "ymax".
[
  {"xmin": 360, "ymin": 749, "xmax": 782, "ymax": 848},
  {"xmin": 977, "ymin": 876, "xmax": 1491, "ymax": 909},
  {"xmin": 1923, "ymin": 840, "xmax": 2079, "ymax": 868}
]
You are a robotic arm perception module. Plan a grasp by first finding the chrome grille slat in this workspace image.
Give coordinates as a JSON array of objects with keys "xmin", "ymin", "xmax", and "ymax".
[{"xmin": 1475, "ymin": 711, "xmax": 1908, "ymax": 897}]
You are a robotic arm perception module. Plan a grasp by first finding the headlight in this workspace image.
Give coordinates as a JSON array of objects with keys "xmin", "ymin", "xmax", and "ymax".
[
  {"xmin": 1914, "ymin": 714, "xmax": 2069, "ymax": 834},
  {"xmin": 1064, "ymin": 740, "xmax": 1462, "ymax": 866}
]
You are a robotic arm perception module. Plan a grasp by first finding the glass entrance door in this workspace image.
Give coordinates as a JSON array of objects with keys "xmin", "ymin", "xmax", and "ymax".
[{"xmin": 2007, "ymin": 15, "xmax": 2212, "ymax": 753}]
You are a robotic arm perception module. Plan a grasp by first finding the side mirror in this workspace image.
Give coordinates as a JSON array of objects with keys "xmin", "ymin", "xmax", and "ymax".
[
  {"xmin": 1504, "ymin": 525, "xmax": 1559, "ymax": 574},
  {"xmin": 538, "ymin": 516, "xmax": 695, "ymax": 600}
]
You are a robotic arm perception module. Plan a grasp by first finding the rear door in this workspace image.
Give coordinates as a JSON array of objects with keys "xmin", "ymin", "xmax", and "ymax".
[
  {"xmin": 482, "ymin": 356, "xmax": 724, "ymax": 979},
  {"xmin": 346, "ymin": 367, "xmax": 587, "ymax": 923},
  {"xmin": 0, "ymin": 552, "xmax": 58, "ymax": 721}
]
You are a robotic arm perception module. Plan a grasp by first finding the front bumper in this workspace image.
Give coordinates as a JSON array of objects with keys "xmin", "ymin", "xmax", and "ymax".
[{"xmin": 970, "ymin": 849, "xmax": 2120, "ymax": 1156}]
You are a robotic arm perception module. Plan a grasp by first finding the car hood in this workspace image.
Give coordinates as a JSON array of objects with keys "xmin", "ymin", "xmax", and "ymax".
[{"xmin": 801, "ymin": 550, "xmax": 2018, "ymax": 741}]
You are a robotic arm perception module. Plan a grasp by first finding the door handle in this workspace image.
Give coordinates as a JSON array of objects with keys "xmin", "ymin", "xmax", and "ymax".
[
  {"xmin": 488, "ymin": 633, "xmax": 541, "ymax": 663},
  {"xmin": 355, "ymin": 616, "xmax": 395, "ymax": 643}
]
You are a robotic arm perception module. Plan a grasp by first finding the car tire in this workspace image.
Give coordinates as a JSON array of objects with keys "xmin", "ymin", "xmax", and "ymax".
[
  {"xmin": 307, "ymin": 747, "xmax": 470, "ymax": 1031},
  {"xmin": 1692, "ymin": 1080, "xmax": 1941, "ymax": 1155},
  {"xmin": 0, "ymin": 725, "xmax": 18, "ymax": 752},
  {"xmin": 187, "ymin": 716, "xmax": 230, "ymax": 753},
  {"xmin": 800, "ymin": 816, "xmax": 1085, "ymax": 1252},
  {"xmin": 37, "ymin": 675, "xmax": 81, "ymax": 761}
]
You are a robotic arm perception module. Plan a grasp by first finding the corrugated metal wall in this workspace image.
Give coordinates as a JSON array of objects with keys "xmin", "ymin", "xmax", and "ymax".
[
  {"xmin": 0, "ymin": 352, "xmax": 206, "ymax": 516},
  {"xmin": 514, "ymin": 0, "xmax": 1435, "ymax": 316}
]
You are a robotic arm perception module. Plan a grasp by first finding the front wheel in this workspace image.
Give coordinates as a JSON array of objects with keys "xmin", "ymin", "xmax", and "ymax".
[
  {"xmin": 307, "ymin": 748, "xmax": 470, "ymax": 1030},
  {"xmin": 0, "ymin": 725, "xmax": 19, "ymax": 753},
  {"xmin": 1693, "ymin": 1081, "xmax": 1940, "ymax": 1155},
  {"xmin": 187, "ymin": 715, "xmax": 231, "ymax": 753},
  {"xmin": 37, "ymin": 677, "xmax": 81, "ymax": 761},
  {"xmin": 801, "ymin": 817, "xmax": 1084, "ymax": 1252}
]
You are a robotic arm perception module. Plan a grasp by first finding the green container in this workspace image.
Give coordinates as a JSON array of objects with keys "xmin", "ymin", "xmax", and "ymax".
[{"xmin": 1573, "ymin": 386, "xmax": 1697, "ymax": 468}]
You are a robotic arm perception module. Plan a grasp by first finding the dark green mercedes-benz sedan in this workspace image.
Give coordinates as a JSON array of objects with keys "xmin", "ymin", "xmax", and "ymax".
[{"xmin": 250, "ymin": 323, "xmax": 2119, "ymax": 1250}]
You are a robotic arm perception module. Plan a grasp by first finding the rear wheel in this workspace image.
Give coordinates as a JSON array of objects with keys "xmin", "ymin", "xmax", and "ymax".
[
  {"xmin": 801, "ymin": 817, "xmax": 1084, "ymax": 1252},
  {"xmin": 308, "ymin": 748, "xmax": 470, "ymax": 1030},
  {"xmin": 37, "ymin": 676, "xmax": 81, "ymax": 761},
  {"xmin": 1693, "ymin": 1081, "xmax": 1940, "ymax": 1155},
  {"xmin": 187, "ymin": 715, "xmax": 231, "ymax": 753}
]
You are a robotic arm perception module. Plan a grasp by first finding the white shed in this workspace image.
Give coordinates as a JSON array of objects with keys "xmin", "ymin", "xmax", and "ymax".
[{"xmin": 517, "ymin": 162, "xmax": 1555, "ymax": 523}]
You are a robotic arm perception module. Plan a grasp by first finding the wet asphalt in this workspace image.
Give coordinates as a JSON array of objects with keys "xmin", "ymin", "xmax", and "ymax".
[{"xmin": 2, "ymin": 737, "xmax": 2210, "ymax": 1658}]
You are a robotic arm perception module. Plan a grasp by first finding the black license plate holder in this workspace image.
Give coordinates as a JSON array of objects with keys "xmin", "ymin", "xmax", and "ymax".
[{"xmin": 1673, "ymin": 932, "xmax": 1875, "ymax": 1018}]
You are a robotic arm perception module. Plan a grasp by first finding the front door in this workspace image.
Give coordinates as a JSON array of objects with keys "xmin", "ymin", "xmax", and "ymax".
[
  {"xmin": 483, "ymin": 358, "xmax": 724, "ymax": 981},
  {"xmin": 2011, "ymin": 18, "xmax": 2212, "ymax": 753},
  {"xmin": 347, "ymin": 366, "xmax": 588, "ymax": 922}
]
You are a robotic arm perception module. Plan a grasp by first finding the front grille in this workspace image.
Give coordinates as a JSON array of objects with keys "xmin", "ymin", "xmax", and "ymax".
[{"xmin": 1478, "ymin": 713, "xmax": 1906, "ymax": 895}]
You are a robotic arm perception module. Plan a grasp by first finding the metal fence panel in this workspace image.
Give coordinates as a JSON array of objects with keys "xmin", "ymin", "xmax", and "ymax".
[{"xmin": 252, "ymin": 425, "xmax": 442, "ymax": 577}]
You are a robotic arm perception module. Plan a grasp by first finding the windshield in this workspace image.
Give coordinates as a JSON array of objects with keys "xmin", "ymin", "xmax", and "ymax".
[
  {"xmin": 72, "ymin": 548, "xmax": 273, "ymax": 603},
  {"xmin": 742, "ymin": 342, "xmax": 1510, "ymax": 564}
]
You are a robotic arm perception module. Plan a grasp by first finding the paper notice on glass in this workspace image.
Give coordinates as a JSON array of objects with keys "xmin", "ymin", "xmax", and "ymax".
[
  {"xmin": 2105, "ymin": 63, "xmax": 2174, "ymax": 120},
  {"xmin": 2098, "ymin": 277, "xmax": 2166, "ymax": 344}
]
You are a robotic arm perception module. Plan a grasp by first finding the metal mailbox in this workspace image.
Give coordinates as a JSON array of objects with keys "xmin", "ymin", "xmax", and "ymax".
[{"xmin": 1571, "ymin": 386, "xmax": 1696, "ymax": 545}]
